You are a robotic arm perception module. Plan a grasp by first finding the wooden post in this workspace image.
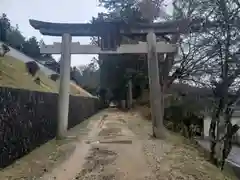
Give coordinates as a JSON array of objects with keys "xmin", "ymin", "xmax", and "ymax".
[
  {"xmin": 57, "ymin": 33, "xmax": 71, "ymax": 139},
  {"xmin": 147, "ymin": 31, "xmax": 165, "ymax": 139}
]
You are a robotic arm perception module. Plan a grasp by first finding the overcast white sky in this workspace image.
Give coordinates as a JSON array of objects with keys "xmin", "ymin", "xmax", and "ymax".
[{"xmin": 0, "ymin": 0, "xmax": 105, "ymax": 67}]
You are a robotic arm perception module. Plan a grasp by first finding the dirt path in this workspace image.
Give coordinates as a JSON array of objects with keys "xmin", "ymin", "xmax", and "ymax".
[
  {"xmin": 36, "ymin": 108, "xmax": 236, "ymax": 180},
  {"xmin": 38, "ymin": 109, "xmax": 154, "ymax": 180},
  {"xmin": 4, "ymin": 108, "xmax": 235, "ymax": 180},
  {"xmin": 74, "ymin": 110, "xmax": 155, "ymax": 180}
]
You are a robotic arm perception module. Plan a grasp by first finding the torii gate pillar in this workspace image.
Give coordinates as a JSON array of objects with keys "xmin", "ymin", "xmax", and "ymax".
[
  {"xmin": 147, "ymin": 31, "xmax": 165, "ymax": 138},
  {"xmin": 57, "ymin": 33, "xmax": 72, "ymax": 139},
  {"xmin": 127, "ymin": 79, "xmax": 133, "ymax": 109}
]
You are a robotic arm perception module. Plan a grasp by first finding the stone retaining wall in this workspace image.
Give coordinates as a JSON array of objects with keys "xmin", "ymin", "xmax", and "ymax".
[{"xmin": 0, "ymin": 87, "xmax": 100, "ymax": 168}]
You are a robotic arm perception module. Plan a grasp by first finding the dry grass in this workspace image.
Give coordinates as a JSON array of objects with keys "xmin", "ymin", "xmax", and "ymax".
[
  {"xmin": 136, "ymin": 105, "xmax": 151, "ymax": 120},
  {"xmin": 126, "ymin": 108, "xmax": 238, "ymax": 180},
  {"xmin": 158, "ymin": 134, "xmax": 237, "ymax": 180},
  {"xmin": 0, "ymin": 55, "xmax": 93, "ymax": 96},
  {"xmin": 0, "ymin": 139, "xmax": 76, "ymax": 180}
]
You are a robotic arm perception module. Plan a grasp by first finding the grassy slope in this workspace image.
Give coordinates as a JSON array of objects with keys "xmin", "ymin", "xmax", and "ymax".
[{"xmin": 0, "ymin": 56, "xmax": 93, "ymax": 97}]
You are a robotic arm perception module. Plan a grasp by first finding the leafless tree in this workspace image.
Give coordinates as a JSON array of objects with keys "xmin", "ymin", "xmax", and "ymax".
[{"xmin": 174, "ymin": 0, "xmax": 240, "ymax": 168}]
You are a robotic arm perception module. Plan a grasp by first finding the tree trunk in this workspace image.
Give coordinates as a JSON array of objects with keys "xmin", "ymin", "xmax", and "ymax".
[
  {"xmin": 220, "ymin": 111, "xmax": 239, "ymax": 170},
  {"xmin": 209, "ymin": 98, "xmax": 224, "ymax": 165},
  {"xmin": 209, "ymin": 117, "xmax": 217, "ymax": 164}
]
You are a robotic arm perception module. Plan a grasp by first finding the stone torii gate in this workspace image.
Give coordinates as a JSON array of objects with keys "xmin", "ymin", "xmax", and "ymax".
[{"xmin": 30, "ymin": 19, "xmax": 204, "ymax": 138}]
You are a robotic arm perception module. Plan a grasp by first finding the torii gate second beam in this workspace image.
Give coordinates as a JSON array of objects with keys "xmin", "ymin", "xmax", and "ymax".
[{"xmin": 40, "ymin": 42, "xmax": 177, "ymax": 54}]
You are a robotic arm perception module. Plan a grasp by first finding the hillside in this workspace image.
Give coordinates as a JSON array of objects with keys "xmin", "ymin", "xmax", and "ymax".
[{"xmin": 0, "ymin": 55, "xmax": 93, "ymax": 97}]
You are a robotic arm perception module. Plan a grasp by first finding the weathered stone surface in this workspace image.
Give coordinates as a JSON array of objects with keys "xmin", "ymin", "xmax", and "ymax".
[{"xmin": 0, "ymin": 87, "xmax": 100, "ymax": 168}]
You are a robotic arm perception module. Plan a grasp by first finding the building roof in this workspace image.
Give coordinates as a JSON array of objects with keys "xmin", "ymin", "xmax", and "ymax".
[
  {"xmin": 169, "ymin": 83, "xmax": 213, "ymax": 97},
  {"xmin": 232, "ymin": 111, "xmax": 240, "ymax": 117}
]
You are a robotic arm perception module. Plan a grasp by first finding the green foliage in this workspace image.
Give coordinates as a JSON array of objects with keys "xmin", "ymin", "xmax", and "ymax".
[
  {"xmin": 0, "ymin": 13, "xmax": 45, "ymax": 60},
  {"xmin": 163, "ymin": 91, "xmax": 211, "ymax": 137},
  {"xmin": 22, "ymin": 37, "xmax": 40, "ymax": 58},
  {"xmin": 7, "ymin": 26, "xmax": 25, "ymax": 50},
  {"xmin": 99, "ymin": 0, "xmax": 142, "ymax": 22},
  {"xmin": 164, "ymin": 96, "xmax": 204, "ymax": 138},
  {"xmin": 96, "ymin": 0, "xmax": 150, "ymax": 92},
  {"xmin": 76, "ymin": 58, "xmax": 100, "ymax": 91},
  {"xmin": 98, "ymin": 0, "xmax": 161, "ymax": 23},
  {"xmin": 0, "ymin": 13, "xmax": 10, "ymax": 42},
  {"xmin": 96, "ymin": 0, "xmax": 166, "ymax": 101}
]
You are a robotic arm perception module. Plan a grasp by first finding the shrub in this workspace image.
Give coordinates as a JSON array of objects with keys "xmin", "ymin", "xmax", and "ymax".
[
  {"xmin": 25, "ymin": 61, "xmax": 40, "ymax": 76},
  {"xmin": 50, "ymin": 74, "xmax": 60, "ymax": 81},
  {"xmin": 0, "ymin": 44, "xmax": 10, "ymax": 57},
  {"xmin": 34, "ymin": 77, "xmax": 41, "ymax": 85},
  {"xmin": 164, "ymin": 105, "xmax": 203, "ymax": 138}
]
